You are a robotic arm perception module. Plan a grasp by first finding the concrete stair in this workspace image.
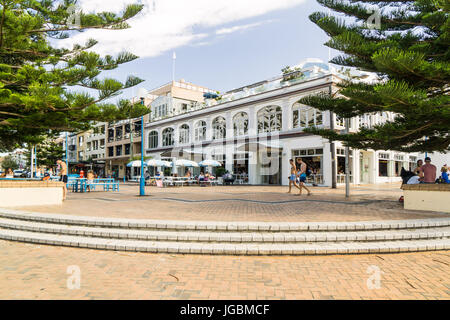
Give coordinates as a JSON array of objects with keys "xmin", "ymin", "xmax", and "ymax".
[{"xmin": 0, "ymin": 209, "xmax": 449, "ymax": 255}]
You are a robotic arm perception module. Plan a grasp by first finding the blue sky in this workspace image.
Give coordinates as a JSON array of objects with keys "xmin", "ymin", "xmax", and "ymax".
[{"xmin": 66, "ymin": 0, "xmax": 336, "ymax": 100}]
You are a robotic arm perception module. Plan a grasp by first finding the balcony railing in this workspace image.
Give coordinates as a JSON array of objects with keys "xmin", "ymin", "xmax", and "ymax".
[{"xmin": 149, "ymin": 72, "xmax": 328, "ymax": 123}]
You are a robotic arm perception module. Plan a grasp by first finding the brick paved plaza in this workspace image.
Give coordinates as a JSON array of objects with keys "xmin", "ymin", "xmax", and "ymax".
[
  {"xmin": 0, "ymin": 240, "xmax": 448, "ymax": 299},
  {"xmin": 14, "ymin": 183, "xmax": 448, "ymax": 222},
  {"xmin": 0, "ymin": 183, "xmax": 448, "ymax": 300}
]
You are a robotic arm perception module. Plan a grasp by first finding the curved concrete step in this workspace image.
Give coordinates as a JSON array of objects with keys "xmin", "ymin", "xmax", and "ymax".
[
  {"xmin": 1, "ymin": 218, "xmax": 449, "ymax": 243},
  {"xmin": 0, "ymin": 228, "xmax": 449, "ymax": 255},
  {"xmin": 1, "ymin": 209, "xmax": 450, "ymax": 232}
]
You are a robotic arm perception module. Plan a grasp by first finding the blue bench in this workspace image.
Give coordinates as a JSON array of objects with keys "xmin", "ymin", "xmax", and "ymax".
[
  {"xmin": 84, "ymin": 179, "xmax": 119, "ymax": 192},
  {"xmin": 69, "ymin": 178, "xmax": 119, "ymax": 192}
]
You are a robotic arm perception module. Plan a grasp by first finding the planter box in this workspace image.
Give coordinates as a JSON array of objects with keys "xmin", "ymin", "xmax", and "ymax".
[
  {"xmin": 401, "ymin": 184, "xmax": 450, "ymax": 213},
  {"xmin": 0, "ymin": 181, "xmax": 65, "ymax": 207}
]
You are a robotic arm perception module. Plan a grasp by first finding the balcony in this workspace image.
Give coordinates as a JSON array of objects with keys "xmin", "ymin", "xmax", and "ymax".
[{"xmin": 149, "ymin": 68, "xmax": 329, "ymax": 123}]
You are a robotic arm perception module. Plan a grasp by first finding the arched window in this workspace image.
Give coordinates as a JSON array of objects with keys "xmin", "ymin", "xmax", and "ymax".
[
  {"xmin": 162, "ymin": 128, "xmax": 174, "ymax": 146},
  {"xmin": 212, "ymin": 116, "xmax": 226, "ymax": 140},
  {"xmin": 179, "ymin": 124, "xmax": 190, "ymax": 144},
  {"xmin": 148, "ymin": 131, "xmax": 158, "ymax": 149},
  {"xmin": 233, "ymin": 112, "xmax": 248, "ymax": 137},
  {"xmin": 194, "ymin": 121, "xmax": 207, "ymax": 142},
  {"xmin": 257, "ymin": 106, "xmax": 282, "ymax": 133},
  {"xmin": 292, "ymin": 103, "xmax": 323, "ymax": 129}
]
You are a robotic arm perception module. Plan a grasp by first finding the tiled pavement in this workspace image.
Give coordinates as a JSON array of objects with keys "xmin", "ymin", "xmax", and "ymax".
[
  {"xmin": 0, "ymin": 239, "xmax": 449, "ymax": 299},
  {"xmin": 3, "ymin": 183, "xmax": 449, "ymax": 299},
  {"xmin": 14, "ymin": 184, "xmax": 448, "ymax": 222}
]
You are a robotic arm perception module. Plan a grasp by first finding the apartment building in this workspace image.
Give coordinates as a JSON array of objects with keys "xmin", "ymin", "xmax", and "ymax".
[
  {"xmin": 142, "ymin": 59, "xmax": 419, "ymax": 186},
  {"xmin": 104, "ymin": 80, "xmax": 215, "ymax": 179}
]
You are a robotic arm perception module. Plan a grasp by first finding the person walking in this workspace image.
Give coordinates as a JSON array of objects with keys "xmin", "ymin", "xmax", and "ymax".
[
  {"xmin": 56, "ymin": 160, "xmax": 68, "ymax": 200},
  {"xmin": 296, "ymin": 158, "xmax": 312, "ymax": 196},
  {"xmin": 287, "ymin": 159, "xmax": 301, "ymax": 193},
  {"xmin": 419, "ymin": 157, "xmax": 437, "ymax": 184}
]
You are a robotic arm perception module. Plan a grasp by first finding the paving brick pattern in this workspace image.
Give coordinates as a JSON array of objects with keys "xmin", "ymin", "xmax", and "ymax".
[
  {"xmin": 0, "ymin": 240, "xmax": 448, "ymax": 299},
  {"xmin": 14, "ymin": 184, "xmax": 448, "ymax": 222}
]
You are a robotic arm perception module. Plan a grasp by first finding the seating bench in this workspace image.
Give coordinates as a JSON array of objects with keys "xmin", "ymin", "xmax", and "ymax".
[
  {"xmin": 401, "ymin": 184, "xmax": 450, "ymax": 213},
  {"xmin": 85, "ymin": 181, "xmax": 119, "ymax": 192}
]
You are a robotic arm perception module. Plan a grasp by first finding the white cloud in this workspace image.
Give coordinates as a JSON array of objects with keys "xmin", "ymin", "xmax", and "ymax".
[
  {"xmin": 57, "ymin": 0, "xmax": 305, "ymax": 58},
  {"xmin": 216, "ymin": 20, "xmax": 273, "ymax": 35}
]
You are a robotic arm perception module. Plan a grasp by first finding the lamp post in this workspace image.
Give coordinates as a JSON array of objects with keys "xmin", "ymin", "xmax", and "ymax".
[
  {"xmin": 139, "ymin": 115, "xmax": 145, "ymax": 196},
  {"xmin": 345, "ymin": 118, "xmax": 350, "ymax": 198},
  {"xmin": 65, "ymin": 132, "xmax": 69, "ymax": 170},
  {"xmin": 34, "ymin": 146, "xmax": 37, "ymax": 178},
  {"xmin": 30, "ymin": 145, "xmax": 34, "ymax": 179}
]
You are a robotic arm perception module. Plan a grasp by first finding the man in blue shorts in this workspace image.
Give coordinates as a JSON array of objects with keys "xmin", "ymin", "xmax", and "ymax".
[
  {"xmin": 288, "ymin": 159, "xmax": 301, "ymax": 193},
  {"xmin": 296, "ymin": 157, "xmax": 311, "ymax": 196}
]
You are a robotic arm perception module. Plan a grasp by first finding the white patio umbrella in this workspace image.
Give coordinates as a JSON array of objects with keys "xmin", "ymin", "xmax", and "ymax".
[
  {"xmin": 198, "ymin": 160, "xmax": 222, "ymax": 167},
  {"xmin": 174, "ymin": 159, "xmax": 199, "ymax": 167},
  {"xmin": 146, "ymin": 159, "xmax": 172, "ymax": 167},
  {"xmin": 126, "ymin": 160, "xmax": 147, "ymax": 167}
]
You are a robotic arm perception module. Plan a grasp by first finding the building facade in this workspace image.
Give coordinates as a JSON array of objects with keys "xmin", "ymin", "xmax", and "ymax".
[
  {"xmin": 103, "ymin": 80, "xmax": 216, "ymax": 180},
  {"xmin": 104, "ymin": 116, "xmax": 148, "ymax": 179},
  {"xmin": 143, "ymin": 61, "xmax": 419, "ymax": 186},
  {"xmin": 66, "ymin": 133, "xmax": 78, "ymax": 169}
]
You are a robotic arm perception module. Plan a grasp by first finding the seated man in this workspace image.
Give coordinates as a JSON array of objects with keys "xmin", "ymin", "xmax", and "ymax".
[
  {"xmin": 419, "ymin": 157, "xmax": 437, "ymax": 184},
  {"xmin": 198, "ymin": 172, "xmax": 206, "ymax": 186},
  {"xmin": 86, "ymin": 170, "xmax": 95, "ymax": 192}
]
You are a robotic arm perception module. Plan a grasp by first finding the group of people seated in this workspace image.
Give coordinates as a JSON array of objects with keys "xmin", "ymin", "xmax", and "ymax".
[
  {"xmin": 401, "ymin": 157, "xmax": 449, "ymax": 185},
  {"xmin": 146, "ymin": 169, "xmax": 217, "ymax": 186},
  {"xmin": 0, "ymin": 168, "xmax": 14, "ymax": 178}
]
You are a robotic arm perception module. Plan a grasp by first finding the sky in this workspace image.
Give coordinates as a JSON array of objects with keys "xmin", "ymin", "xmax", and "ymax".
[{"xmin": 58, "ymin": 0, "xmax": 336, "ymax": 99}]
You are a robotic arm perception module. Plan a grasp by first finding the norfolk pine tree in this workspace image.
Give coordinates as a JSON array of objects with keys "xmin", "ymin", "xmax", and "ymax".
[
  {"xmin": 0, "ymin": 0, "xmax": 150, "ymax": 151},
  {"xmin": 300, "ymin": 0, "xmax": 449, "ymax": 153}
]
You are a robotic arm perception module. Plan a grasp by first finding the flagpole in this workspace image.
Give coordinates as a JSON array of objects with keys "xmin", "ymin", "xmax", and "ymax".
[{"xmin": 172, "ymin": 52, "xmax": 176, "ymax": 82}]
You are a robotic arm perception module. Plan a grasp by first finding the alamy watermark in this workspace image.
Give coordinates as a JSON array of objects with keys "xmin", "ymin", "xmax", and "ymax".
[
  {"xmin": 366, "ymin": 8, "xmax": 381, "ymax": 30},
  {"xmin": 366, "ymin": 265, "xmax": 384, "ymax": 290},
  {"xmin": 67, "ymin": 265, "xmax": 81, "ymax": 290},
  {"xmin": 66, "ymin": 5, "xmax": 81, "ymax": 28}
]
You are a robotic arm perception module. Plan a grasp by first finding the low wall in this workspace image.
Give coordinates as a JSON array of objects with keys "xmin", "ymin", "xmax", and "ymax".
[
  {"xmin": 402, "ymin": 184, "xmax": 450, "ymax": 213},
  {"xmin": 0, "ymin": 181, "xmax": 65, "ymax": 207}
]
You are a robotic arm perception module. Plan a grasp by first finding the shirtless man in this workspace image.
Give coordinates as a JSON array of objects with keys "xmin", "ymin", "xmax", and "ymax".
[
  {"xmin": 413, "ymin": 159, "xmax": 423, "ymax": 175},
  {"xmin": 288, "ymin": 159, "xmax": 301, "ymax": 193},
  {"xmin": 56, "ymin": 160, "xmax": 68, "ymax": 200},
  {"xmin": 296, "ymin": 157, "xmax": 312, "ymax": 196}
]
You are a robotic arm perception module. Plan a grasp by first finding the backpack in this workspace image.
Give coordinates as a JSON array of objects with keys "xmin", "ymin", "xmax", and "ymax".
[{"xmin": 306, "ymin": 169, "xmax": 312, "ymax": 177}]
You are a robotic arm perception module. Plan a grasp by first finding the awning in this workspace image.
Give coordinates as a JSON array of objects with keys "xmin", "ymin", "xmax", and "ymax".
[
  {"xmin": 160, "ymin": 149, "xmax": 205, "ymax": 158},
  {"xmin": 236, "ymin": 141, "xmax": 283, "ymax": 153},
  {"xmin": 127, "ymin": 160, "xmax": 147, "ymax": 167},
  {"xmin": 174, "ymin": 159, "xmax": 199, "ymax": 167}
]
